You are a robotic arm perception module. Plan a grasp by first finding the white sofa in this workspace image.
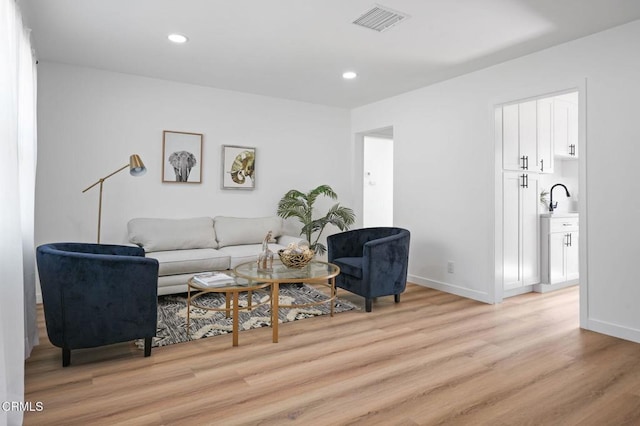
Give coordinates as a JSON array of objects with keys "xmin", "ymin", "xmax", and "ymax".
[{"xmin": 127, "ymin": 216, "xmax": 304, "ymax": 295}]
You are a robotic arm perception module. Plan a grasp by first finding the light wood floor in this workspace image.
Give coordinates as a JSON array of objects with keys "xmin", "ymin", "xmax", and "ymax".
[{"xmin": 24, "ymin": 284, "xmax": 640, "ymax": 425}]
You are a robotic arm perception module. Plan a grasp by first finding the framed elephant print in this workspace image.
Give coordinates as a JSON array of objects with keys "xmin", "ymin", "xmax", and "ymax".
[
  {"xmin": 162, "ymin": 130, "xmax": 203, "ymax": 183},
  {"xmin": 221, "ymin": 145, "xmax": 255, "ymax": 190}
]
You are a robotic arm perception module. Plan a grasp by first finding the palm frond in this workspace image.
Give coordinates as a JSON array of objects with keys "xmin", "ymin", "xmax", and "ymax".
[
  {"xmin": 277, "ymin": 196, "xmax": 307, "ymax": 218},
  {"xmin": 325, "ymin": 203, "xmax": 355, "ymax": 230},
  {"xmin": 277, "ymin": 185, "xmax": 355, "ymax": 255},
  {"xmin": 282, "ymin": 189, "xmax": 307, "ymax": 200},
  {"xmin": 307, "ymin": 184, "xmax": 337, "ymax": 206},
  {"xmin": 312, "ymin": 242, "xmax": 328, "ymax": 256}
]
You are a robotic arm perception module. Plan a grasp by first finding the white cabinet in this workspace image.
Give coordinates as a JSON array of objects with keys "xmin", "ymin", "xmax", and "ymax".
[
  {"xmin": 540, "ymin": 215, "xmax": 579, "ymax": 286},
  {"xmin": 553, "ymin": 99, "xmax": 578, "ymax": 158},
  {"xmin": 503, "ymin": 101, "xmax": 538, "ymax": 172},
  {"xmin": 503, "ymin": 172, "xmax": 540, "ymax": 290},
  {"xmin": 536, "ymin": 98, "xmax": 554, "ymax": 173},
  {"xmin": 502, "ymin": 100, "xmax": 554, "ymax": 173}
]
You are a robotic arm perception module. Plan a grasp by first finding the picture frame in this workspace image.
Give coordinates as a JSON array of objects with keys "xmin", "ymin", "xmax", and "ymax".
[
  {"xmin": 221, "ymin": 145, "xmax": 255, "ymax": 190},
  {"xmin": 162, "ymin": 131, "xmax": 203, "ymax": 183}
]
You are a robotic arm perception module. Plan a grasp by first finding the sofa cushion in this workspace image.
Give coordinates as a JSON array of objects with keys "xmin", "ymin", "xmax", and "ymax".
[
  {"xmin": 128, "ymin": 217, "xmax": 217, "ymax": 252},
  {"xmin": 214, "ymin": 216, "xmax": 283, "ymax": 248},
  {"xmin": 146, "ymin": 249, "xmax": 230, "ymax": 276},
  {"xmin": 332, "ymin": 257, "xmax": 363, "ymax": 279},
  {"xmin": 218, "ymin": 243, "xmax": 286, "ymax": 269}
]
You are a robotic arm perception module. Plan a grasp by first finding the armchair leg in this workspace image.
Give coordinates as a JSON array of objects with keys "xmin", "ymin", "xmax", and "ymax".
[
  {"xmin": 394, "ymin": 294, "xmax": 401, "ymax": 303},
  {"xmin": 365, "ymin": 298, "xmax": 372, "ymax": 313},
  {"xmin": 62, "ymin": 348, "xmax": 70, "ymax": 367},
  {"xmin": 144, "ymin": 337, "xmax": 152, "ymax": 357}
]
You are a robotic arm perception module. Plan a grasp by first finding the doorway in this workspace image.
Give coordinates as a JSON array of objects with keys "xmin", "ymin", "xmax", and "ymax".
[
  {"xmin": 362, "ymin": 127, "xmax": 394, "ymax": 227},
  {"xmin": 495, "ymin": 87, "xmax": 583, "ymax": 302}
]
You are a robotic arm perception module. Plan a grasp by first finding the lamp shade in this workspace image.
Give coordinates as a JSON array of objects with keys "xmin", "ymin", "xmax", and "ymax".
[{"xmin": 129, "ymin": 154, "xmax": 146, "ymax": 176}]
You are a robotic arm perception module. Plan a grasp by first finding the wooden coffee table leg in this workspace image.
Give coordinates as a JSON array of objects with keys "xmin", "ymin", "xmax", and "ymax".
[
  {"xmin": 272, "ymin": 282, "xmax": 279, "ymax": 343},
  {"xmin": 187, "ymin": 286, "xmax": 192, "ymax": 339},
  {"xmin": 232, "ymin": 291, "xmax": 239, "ymax": 347},
  {"xmin": 330, "ymin": 277, "xmax": 335, "ymax": 317}
]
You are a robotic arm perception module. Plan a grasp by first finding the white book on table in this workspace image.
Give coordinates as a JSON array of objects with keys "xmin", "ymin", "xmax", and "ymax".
[{"xmin": 193, "ymin": 272, "xmax": 235, "ymax": 287}]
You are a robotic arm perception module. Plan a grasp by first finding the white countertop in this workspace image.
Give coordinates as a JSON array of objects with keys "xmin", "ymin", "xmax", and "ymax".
[{"xmin": 540, "ymin": 212, "xmax": 579, "ymax": 218}]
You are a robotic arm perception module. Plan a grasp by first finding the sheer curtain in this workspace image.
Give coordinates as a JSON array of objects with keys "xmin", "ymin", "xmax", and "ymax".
[{"xmin": 1, "ymin": 0, "xmax": 38, "ymax": 425}]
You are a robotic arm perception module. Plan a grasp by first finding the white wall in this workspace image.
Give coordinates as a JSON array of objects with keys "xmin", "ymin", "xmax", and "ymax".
[
  {"xmin": 352, "ymin": 20, "xmax": 640, "ymax": 342},
  {"xmin": 35, "ymin": 63, "xmax": 352, "ymax": 291}
]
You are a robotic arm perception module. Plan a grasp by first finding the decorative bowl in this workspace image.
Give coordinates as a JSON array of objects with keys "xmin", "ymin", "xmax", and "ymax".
[{"xmin": 278, "ymin": 249, "xmax": 314, "ymax": 268}]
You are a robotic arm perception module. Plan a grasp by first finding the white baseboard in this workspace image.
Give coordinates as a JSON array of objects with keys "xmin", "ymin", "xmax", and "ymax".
[
  {"xmin": 503, "ymin": 285, "xmax": 534, "ymax": 298},
  {"xmin": 408, "ymin": 274, "xmax": 493, "ymax": 304},
  {"xmin": 584, "ymin": 318, "xmax": 640, "ymax": 344},
  {"xmin": 533, "ymin": 280, "xmax": 578, "ymax": 293}
]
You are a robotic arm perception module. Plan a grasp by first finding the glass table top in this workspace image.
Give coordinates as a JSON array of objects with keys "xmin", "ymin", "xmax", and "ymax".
[
  {"xmin": 233, "ymin": 260, "xmax": 340, "ymax": 283},
  {"xmin": 188, "ymin": 271, "xmax": 269, "ymax": 291}
]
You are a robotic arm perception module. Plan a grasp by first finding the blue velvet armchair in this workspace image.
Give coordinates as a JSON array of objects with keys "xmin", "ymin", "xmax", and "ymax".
[
  {"xmin": 36, "ymin": 243, "xmax": 159, "ymax": 367},
  {"xmin": 328, "ymin": 227, "xmax": 410, "ymax": 312}
]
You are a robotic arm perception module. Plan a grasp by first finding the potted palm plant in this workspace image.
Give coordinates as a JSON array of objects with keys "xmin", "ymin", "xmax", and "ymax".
[{"xmin": 277, "ymin": 184, "xmax": 355, "ymax": 256}]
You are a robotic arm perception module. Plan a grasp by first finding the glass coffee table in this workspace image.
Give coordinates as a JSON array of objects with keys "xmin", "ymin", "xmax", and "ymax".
[
  {"xmin": 187, "ymin": 273, "xmax": 271, "ymax": 347},
  {"xmin": 233, "ymin": 260, "xmax": 340, "ymax": 343}
]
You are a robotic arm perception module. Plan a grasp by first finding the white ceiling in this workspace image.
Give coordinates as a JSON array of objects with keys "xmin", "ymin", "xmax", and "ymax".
[{"xmin": 19, "ymin": 0, "xmax": 640, "ymax": 108}]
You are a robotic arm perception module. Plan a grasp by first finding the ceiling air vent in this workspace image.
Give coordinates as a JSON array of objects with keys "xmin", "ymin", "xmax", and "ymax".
[{"xmin": 352, "ymin": 4, "xmax": 410, "ymax": 32}]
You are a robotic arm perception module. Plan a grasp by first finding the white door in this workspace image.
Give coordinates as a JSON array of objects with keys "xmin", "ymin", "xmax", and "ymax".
[
  {"xmin": 503, "ymin": 172, "xmax": 522, "ymax": 289},
  {"xmin": 502, "ymin": 104, "xmax": 521, "ymax": 171},
  {"xmin": 503, "ymin": 171, "xmax": 540, "ymax": 290},
  {"xmin": 553, "ymin": 99, "xmax": 570, "ymax": 156},
  {"xmin": 549, "ymin": 232, "xmax": 566, "ymax": 284},
  {"xmin": 537, "ymin": 98, "xmax": 554, "ymax": 173},
  {"xmin": 566, "ymin": 232, "xmax": 579, "ymax": 281},
  {"xmin": 519, "ymin": 101, "xmax": 537, "ymax": 172},
  {"xmin": 568, "ymin": 102, "xmax": 578, "ymax": 157},
  {"xmin": 363, "ymin": 135, "xmax": 393, "ymax": 227}
]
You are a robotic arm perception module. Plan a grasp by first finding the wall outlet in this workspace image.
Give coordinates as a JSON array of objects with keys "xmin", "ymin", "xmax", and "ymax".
[{"xmin": 447, "ymin": 261, "xmax": 454, "ymax": 273}]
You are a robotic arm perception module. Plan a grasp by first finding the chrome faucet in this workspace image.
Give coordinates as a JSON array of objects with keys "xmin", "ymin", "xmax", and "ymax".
[{"xmin": 549, "ymin": 183, "xmax": 571, "ymax": 212}]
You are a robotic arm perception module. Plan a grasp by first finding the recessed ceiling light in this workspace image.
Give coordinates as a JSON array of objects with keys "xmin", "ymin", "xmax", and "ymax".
[
  {"xmin": 342, "ymin": 71, "xmax": 357, "ymax": 80},
  {"xmin": 168, "ymin": 33, "xmax": 188, "ymax": 44}
]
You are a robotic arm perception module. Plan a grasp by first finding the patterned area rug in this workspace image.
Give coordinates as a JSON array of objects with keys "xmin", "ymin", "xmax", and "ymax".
[{"xmin": 138, "ymin": 283, "xmax": 357, "ymax": 348}]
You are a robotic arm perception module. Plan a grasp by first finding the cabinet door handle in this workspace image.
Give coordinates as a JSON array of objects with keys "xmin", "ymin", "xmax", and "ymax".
[
  {"xmin": 569, "ymin": 233, "xmax": 573, "ymax": 247},
  {"xmin": 521, "ymin": 156, "xmax": 527, "ymax": 170},
  {"xmin": 562, "ymin": 223, "xmax": 572, "ymax": 226},
  {"xmin": 569, "ymin": 144, "xmax": 576, "ymax": 156},
  {"xmin": 520, "ymin": 174, "xmax": 529, "ymax": 188},
  {"xmin": 565, "ymin": 234, "xmax": 571, "ymax": 246},
  {"xmin": 525, "ymin": 156, "xmax": 529, "ymax": 170},
  {"xmin": 540, "ymin": 159, "xmax": 544, "ymax": 172}
]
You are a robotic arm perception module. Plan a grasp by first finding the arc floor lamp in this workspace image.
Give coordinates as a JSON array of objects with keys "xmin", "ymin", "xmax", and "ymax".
[{"xmin": 82, "ymin": 154, "xmax": 146, "ymax": 243}]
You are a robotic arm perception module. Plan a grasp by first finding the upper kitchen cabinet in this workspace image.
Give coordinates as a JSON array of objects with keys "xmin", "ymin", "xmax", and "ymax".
[
  {"xmin": 502, "ymin": 100, "xmax": 554, "ymax": 173},
  {"xmin": 503, "ymin": 101, "xmax": 536, "ymax": 172},
  {"xmin": 537, "ymin": 98, "xmax": 554, "ymax": 173},
  {"xmin": 553, "ymin": 93, "xmax": 578, "ymax": 158}
]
